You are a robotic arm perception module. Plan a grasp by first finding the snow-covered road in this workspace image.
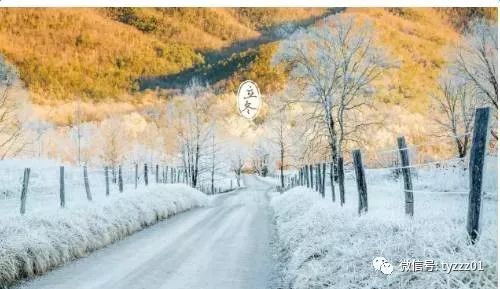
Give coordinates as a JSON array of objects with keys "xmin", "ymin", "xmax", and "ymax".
[{"xmin": 15, "ymin": 175, "xmax": 278, "ymax": 289}]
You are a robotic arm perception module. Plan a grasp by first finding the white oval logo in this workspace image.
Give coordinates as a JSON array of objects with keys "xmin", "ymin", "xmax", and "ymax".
[{"xmin": 237, "ymin": 80, "xmax": 261, "ymax": 120}]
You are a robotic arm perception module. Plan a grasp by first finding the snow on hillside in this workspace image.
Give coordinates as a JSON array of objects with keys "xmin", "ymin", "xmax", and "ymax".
[
  {"xmin": 270, "ymin": 160, "xmax": 497, "ymax": 289},
  {"xmin": 0, "ymin": 183, "xmax": 209, "ymax": 288}
]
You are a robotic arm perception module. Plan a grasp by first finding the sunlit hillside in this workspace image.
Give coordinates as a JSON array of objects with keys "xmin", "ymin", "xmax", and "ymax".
[
  {"xmin": 0, "ymin": 9, "xmax": 203, "ymax": 102},
  {"xmin": 0, "ymin": 8, "xmax": 328, "ymax": 103},
  {"xmin": 0, "ymin": 7, "xmax": 496, "ymax": 126},
  {"xmin": 190, "ymin": 8, "xmax": 495, "ymax": 112},
  {"xmin": 344, "ymin": 8, "xmax": 460, "ymax": 111}
]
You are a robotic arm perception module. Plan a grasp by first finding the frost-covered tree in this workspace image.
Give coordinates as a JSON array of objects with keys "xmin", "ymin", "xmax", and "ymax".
[
  {"xmin": 174, "ymin": 80, "xmax": 213, "ymax": 188},
  {"xmin": 226, "ymin": 139, "xmax": 248, "ymax": 188},
  {"xmin": 99, "ymin": 117, "xmax": 126, "ymax": 170},
  {"xmin": 273, "ymin": 15, "xmax": 391, "ymax": 201},
  {"xmin": 266, "ymin": 96, "xmax": 293, "ymax": 189},
  {"xmin": 251, "ymin": 140, "xmax": 270, "ymax": 177},
  {"xmin": 451, "ymin": 18, "xmax": 497, "ymax": 138},
  {"xmin": 0, "ymin": 57, "xmax": 26, "ymax": 159},
  {"xmin": 25, "ymin": 120, "xmax": 52, "ymax": 158},
  {"xmin": 206, "ymin": 124, "xmax": 224, "ymax": 194},
  {"xmin": 432, "ymin": 75, "xmax": 479, "ymax": 158}
]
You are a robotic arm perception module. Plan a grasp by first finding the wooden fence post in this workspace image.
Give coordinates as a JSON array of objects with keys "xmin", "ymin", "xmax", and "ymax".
[
  {"xmin": 20, "ymin": 168, "xmax": 30, "ymax": 215},
  {"xmin": 338, "ymin": 156, "xmax": 345, "ymax": 206},
  {"xmin": 317, "ymin": 164, "xmax": 321, "ymax": 193},
  {"xmin": 112, "ymin": 166, "xmax": 116, "ymax": 184},
  {"xmin": 397, "ymin": 136, "xmax": 414, "ymax": 217},
  {"xmin": 309, "ymin": 164, "xmax": 313, "ymax": 189},
  {"xmin": 352, "ymin": 150, "xmax": 367, "ymax": 215},
  {"xmin": 317, "ymin": 164, "xmax": 321, "ymax": 194},
  {"xmin": 330, "ymin": 162, "xmax": 335, "ymax": 202},
  {"xmin": 156, "ymin": 164, "xmax": 159, "ymax": 184},
  {"xmin": 305, "ymin": 165, "xmax": 310, "ymax": 188},
  {"xmin": 144, "ymin": 163, "xmax": 148, "ymax": 186},
  {"xmin": 105, "ymin": 166, "xmax": 110, "ymax": 196},
  {"xmin": 134, "ymin": 163, "xmax": 138, "ymax": 189},
  {"xmin": 83, "ymin": 166, "xmax": 92, "ymax": 201},
  {"xmin": 321, "ymin": 163, "xmax": 326, "ymax": 198},
  {"xmin": 118, "ymin": 165, "xmax": 123, "ymax": 193},
  {"xmin": 59, "ymin": 166, "xmax": 65, "ymax": 208},
  {"xmin": 467, "ymin": 107, "xmax": 491, "ymax": 244},
  {"xmin": 314, "ymin": 164, "xmax": 318, "ymax": 191}
]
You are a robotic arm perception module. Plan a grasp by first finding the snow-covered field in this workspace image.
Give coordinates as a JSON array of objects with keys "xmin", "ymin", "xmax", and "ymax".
[
  {"xmin": 0, "ymin": 181, "xmax": 208, "ymax": 288},
  {"xmin": 270, "ymin": 157, "xmax": 497, "ymax": 289}
]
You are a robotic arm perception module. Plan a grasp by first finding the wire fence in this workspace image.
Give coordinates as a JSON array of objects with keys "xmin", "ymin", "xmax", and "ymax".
[
  {"xmin": 0, "ymin": 163, "xmax": 237, "ymax": 216},
  {"xmin": 276, "ymin": 107, "xmax": 497, "ymax": 243}
]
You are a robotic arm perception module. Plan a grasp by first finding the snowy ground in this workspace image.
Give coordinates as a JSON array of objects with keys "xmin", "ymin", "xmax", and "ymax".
[
  {"xmin": 268, "ymin": 157, "xmax": 497, "ymax": 289},
  {"xmin": 8, "ymin": 175, "xmax": 278, "ymax": 289},
  {"xmin": 0, "ymin": 183, "xmax": 209, "ymax": 288}
]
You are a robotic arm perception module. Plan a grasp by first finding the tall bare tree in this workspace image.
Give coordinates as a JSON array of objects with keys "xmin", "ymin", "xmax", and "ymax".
[
  {"xmin": 273, "ymin": 16, "xmax": 391, "ymax": 202},
  {"xmin": 0, "ymin": 56, "xmax": 26, "ymax": 159},
  {"xmin": 175, "ymin": 80, "xmax": 212, "ymax": 188},
  {"xmin": 251, "ymin": 140, "xmax": 270, "ymax": 177},
  {"xmin": 451, "ymin": 18, "xmax": 497, "ymax": 139},
  {"xmin": 432, "ymin": 75, "xmax": 478, "ymax": 158},
  {"xmin": 227, "ymin": 139, "xmax": 248, "ymax": 188},
  {"xmin": 267, "ymin": 96, "xmax": 293, "ymax": 189},
  {"xmin": 99, "ymin": 116, "xmax": 126, "ymax": 171}
]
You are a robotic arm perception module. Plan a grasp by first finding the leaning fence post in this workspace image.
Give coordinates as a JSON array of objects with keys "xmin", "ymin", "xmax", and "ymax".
[
  {"xmin": 118, "ymin": 165, "xmax": 123, "ymax": 193},
  {"xmin": 59, "ymin": 166, "xmax": 65, "ymax": 208},
  {"xmin": 352, "ymin": 150, "xmax": 367, "ymax": 215},
  {"xmin": 83, "ymin": 166, "xmax": 92, "ymax": 201},
  {"xmin": 467, "ymin": 107, "xmax": 491, "ymax": 244},
  {"xmin": 144, "ymin": 163, "xmax": 148, "ymax": 186},
  {"xmin": 20, "ymin": 168, "xmax": 30, "ymax": 215},
  {"xmin": 105, "ymin": 166, "xmax": 110, "ymax": 196},
  {"xmin": 397, "ymin": 136, "xmax": 414, "ymax": 217}
]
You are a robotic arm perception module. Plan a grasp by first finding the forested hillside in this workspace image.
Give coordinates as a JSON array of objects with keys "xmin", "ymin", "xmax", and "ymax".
[
  {"xmin": 0, "ymin": 8, "xmax": 496, "ymax": 112},
  {"xmin": 0, "ymin": 8, "xmax": 328, "ymax": 102}
]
